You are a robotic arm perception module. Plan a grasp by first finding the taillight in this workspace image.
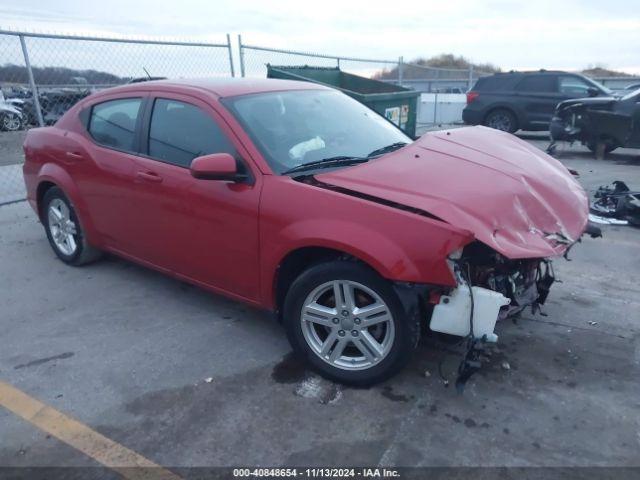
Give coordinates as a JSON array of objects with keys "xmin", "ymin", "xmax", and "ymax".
[{"xmin": 466, "ymin": 91, "xmax": 479, "ymax": 104}]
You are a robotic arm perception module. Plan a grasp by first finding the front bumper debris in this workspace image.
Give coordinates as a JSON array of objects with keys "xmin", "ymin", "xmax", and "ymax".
[{"xmin": 429, "ymin": 283, "xmax": 510, "ymax": 342}]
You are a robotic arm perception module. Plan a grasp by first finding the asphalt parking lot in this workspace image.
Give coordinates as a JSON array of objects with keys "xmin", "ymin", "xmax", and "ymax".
[{"xmin": 1, "ymin": 133, "xmax": 639, "ymax": 474}]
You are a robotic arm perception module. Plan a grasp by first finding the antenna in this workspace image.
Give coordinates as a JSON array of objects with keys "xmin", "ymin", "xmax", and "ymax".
[{"xmin": 142, "ymin": 67, "xmax": 151, "ymax": 80}]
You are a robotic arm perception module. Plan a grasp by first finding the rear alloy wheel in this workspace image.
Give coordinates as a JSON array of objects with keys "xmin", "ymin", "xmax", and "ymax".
[
  {"xmin": 42, "ymin": 187, "xmax": 102, "ymax": 265},
  {"xmin": 1, "ymin": 112, "xmax": 22, "ymax": 131},
  {"xmin": 484, "ymin": 109, "xmax": 517, "ymax": 133},
  {"xmin": 283, "ymin": 261, "xmax": 419, "ymax": 385}
]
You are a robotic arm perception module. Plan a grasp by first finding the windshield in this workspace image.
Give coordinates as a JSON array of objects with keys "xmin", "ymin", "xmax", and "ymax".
[
  {"xmin": 224, "ymin": 89, "xmax": 411, "ymax": 174},
  {"xmin": 584, "ymin": 77, "xmax": 613, "ymax": 96},
  {"xmin": 621, "ymin": 88, "xmax": 640, "ymax": 101}
]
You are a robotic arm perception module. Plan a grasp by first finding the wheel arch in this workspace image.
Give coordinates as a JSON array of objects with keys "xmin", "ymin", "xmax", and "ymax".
[
  {"xmin": 272, "ymin": 245, "xmax": 391, "ymax": 319},
  {"xmin": 35, "ymin": 164, "xmax": 101, "ymax": 246},
  {"xmin": 483, "ymin": 104, "xmax": 521, "ymax": 131},
  {"xmin": 36, "ymin": 180, "xmax": 57, "ymax": 221}
]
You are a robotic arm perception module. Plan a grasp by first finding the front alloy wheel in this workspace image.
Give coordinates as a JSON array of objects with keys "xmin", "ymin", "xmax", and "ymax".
[
  {"xmin": 301, "ymin": 280, "xmax": 395, "ymax": 370},
  {"xmin": 283, "ymin": 261, "xmax": 420, "ymax": 385}
]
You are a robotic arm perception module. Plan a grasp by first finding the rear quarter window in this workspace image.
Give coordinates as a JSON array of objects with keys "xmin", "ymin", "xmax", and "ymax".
[
  {"xmin": 474, "ymin": 75, "xmax": 521, "ymax": 92},
  {"xmin": 88, "ymin": 98, "xmax": 142, "ymax": 152},
  {"xmin": 515, "ymin": 75, "xmax": 557, "ymax": 93}
]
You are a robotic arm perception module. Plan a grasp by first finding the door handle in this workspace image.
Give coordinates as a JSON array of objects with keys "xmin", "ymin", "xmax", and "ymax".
[{"xmin": 136, "ymin": 171, "xmax": 163, "ymax": 183}]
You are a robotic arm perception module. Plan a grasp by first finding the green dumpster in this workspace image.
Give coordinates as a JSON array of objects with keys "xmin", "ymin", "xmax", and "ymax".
[{"xmin": 267, "ymin": 65, "xmax": 420, "ymax": 137}]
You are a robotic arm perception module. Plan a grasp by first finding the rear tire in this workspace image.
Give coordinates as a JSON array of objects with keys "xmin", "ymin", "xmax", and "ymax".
[
  {"xmin": 283, "ymin": 261, "xmax": 420, "ymax": 386},
  {"xmin": 42, "ymin": 187, "xmax": 102, "ymax": 266},
  {"xmin": 484, "ymin": 108, "xmax": 518, "ymax": 133},
  {"xmin": 587, "ymin": 141, "xmax": 618, "ymax": 155}
]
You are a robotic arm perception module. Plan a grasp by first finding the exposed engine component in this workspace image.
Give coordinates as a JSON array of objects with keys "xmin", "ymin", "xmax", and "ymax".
[
  {"xmin": 431, "ymin": 242, "xmax": 558, "ymax": 393},
  {"xmin": 458, "ymin": 242, "xmax": 552, "ymax": 318}
]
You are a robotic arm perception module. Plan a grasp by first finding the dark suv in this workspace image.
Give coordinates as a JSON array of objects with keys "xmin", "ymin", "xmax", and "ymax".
[{"xmin": 462, "ymin": 70, "xmax": 612, "ymax": 133}]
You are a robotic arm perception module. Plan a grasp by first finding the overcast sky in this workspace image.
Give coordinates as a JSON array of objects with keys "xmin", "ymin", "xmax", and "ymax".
[{"xmin": 1, "ymin": 0, "xmax": 639, "ymax": 74}]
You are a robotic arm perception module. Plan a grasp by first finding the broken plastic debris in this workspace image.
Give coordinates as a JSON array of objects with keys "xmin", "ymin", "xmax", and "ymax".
[
  {"xmin": 589, "ymin": 181, "xmax": 640, "ymax": 226},
  {"xmin": 588, "ymin": 213, "xmax": 628, "ymax": 225},
  {"xmin": 588, "ymin": 321, "xmax": 598, "ymax": 326},
  {"xmin": 204, "ymin": 377, "xmax": 213, "ymax": 383},
  {"xmin": 501, "ymin": 361, "xmax": 511, "ymax": 370}
]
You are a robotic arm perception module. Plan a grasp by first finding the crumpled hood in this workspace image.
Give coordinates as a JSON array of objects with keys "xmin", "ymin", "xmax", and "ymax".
[
  {"xmin": 316, "ymin": 126, "xmax": 588, "ymax": 259},
  {"xmin": 556, "ymin": 96, "xmax": 617, "ymax": 112}
]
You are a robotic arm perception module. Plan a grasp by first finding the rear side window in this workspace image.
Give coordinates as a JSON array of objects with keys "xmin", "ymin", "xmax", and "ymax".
[
  {"xmin": 148, "ymin": 99, "xmax": 236, "ymax": 167},
  {"xmin": 515, "ymin": 75, "xmax": 557, "ymax": 93},
  {"xmin": 88, "ymin": 98, "xmax": 142, "ymax": 152},
  {"xmin": 473, "ymin": 75, "xmax": 521, "ymax": 91}
]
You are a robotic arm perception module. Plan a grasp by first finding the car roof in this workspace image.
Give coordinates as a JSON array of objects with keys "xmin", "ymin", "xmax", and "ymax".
[
  {"xmin": 98, "ymin": 78, "xmax": 330, "ymax": 98},
  {"xmin": 488, "ymin": 70, "xmax": 572, "ymax": 77}
]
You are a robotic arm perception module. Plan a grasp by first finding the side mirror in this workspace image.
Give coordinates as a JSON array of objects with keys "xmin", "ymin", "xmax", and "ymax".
[
  {"xmin": 190, "ymin": 153, "xmax": 240, "ymax": 181},
  {"xmin": 587, "ymin": 87, "xmax": 599, "ymax": 97}
]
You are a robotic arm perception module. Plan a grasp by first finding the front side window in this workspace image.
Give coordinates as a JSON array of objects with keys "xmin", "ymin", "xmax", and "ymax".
[
  {"xmin": 224, "ymin": 90, "xmax": 411, "ymax": 174},
  {"xmin": 88, "ymin": 98, "xmax": 142, "ymax": 152},
  {"xmin": 515, "ymin": 75, "xmax": 557, "ymax": 93},
  {"xmin": 148, "ymin": 99, "xmax": 236, "ymax": 167},
  {"xmin": 559, "ymin": 76, "xmax": 595, "ymax": 95}
]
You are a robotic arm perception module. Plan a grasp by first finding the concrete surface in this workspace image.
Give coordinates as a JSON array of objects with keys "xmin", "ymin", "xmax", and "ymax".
[
  {"xmin": 0, "ymin": 164, "xmax": 25, "ymax": 205},
  {"xmin": 0, "ymin": 130, "xmax": 27, "ymax": 204},
  {"xmin": 0, "ymin": 138, "xmax": 639, "ymax": 472},
  {"xmin": 0, "ymin": 130, "xmax": 26, "ymax": 167}
]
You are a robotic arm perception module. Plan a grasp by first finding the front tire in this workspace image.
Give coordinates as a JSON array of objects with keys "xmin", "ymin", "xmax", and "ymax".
[
  {"xmin": 484, "ymin": 108, "xmax": 518, "ymax": 133},
  {"xmin": 42, "ymin": 187, "xmax": 102, "ymax": 266},
  {"xmin": 283, "ymin": 261, "xmax": 420, "ymax": 386}
]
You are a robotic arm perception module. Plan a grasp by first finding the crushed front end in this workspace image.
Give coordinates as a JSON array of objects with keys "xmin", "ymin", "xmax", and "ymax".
[
  {"xmin": 426, "ymin": 242, "xmax": 560, "ymax": 391},
  {"xmin": 548, "ymin": 97, "xmax": 629, "ymax": 153},
  {"xmin": 429, "ymin": 242, "xmax": 555, "ymax": 343}
]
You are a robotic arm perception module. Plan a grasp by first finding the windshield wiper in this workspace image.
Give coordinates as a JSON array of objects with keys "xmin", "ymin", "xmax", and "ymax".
[
  {"xmin": 366, "ymin": 142, "xmax": 408, "ymax": 158},
  {"xmin": 282, "ymin": 156, "xmax": 369, "ymax": 175},
  {"xmin": 282, "ymin": 142, "xmax": 408, "ymax": 175}
]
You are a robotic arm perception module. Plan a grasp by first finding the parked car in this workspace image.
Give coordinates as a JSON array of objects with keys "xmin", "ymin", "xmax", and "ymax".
[
  {"xmin": 549, "ymin": 87, "xmax": 640, "ymax": 154},
  {"xmin": 4, "ymin": 78, "xmax": 92, "ymax": 126},
  {"xmin": 463, "ymin": 70, "xmax": 612, "ymax": 133},
  {"xmin": 435, "ymin": 87, "xmax": 464, "ymax": 94},
  {"xmin": 0, "ymin": 90, "xmax": 25, "ymax": 131},
  {"xmin": 625, "ymin": 82, "xmax": 640, "ymax": 91},
  {"xmin": 0, "ymin": 102, "xmax": 24, "ymax": 131},
  {"xmin": 23, "ymin": 79, "xmax": 588, "ymax": 385}
]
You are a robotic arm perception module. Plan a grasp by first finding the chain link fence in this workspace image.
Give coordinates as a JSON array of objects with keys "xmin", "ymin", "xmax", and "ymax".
[
  {"xmin": 238, "ymin": 37, "xmax": 402, "ymax": 82},
  {"xmin": 237, "ymin": 37, "xmax": 482, "ymax": 92},
  {"xmin": 0, "ymin": 29, "xmax": 234, "ymax": 204},
  {"xmin": 237, "ymin": 38, "xmax": 482, "ymax": 136},
  {"xmin": 0, "ymin": 31, "xmax": 492, "ymax": 206}
]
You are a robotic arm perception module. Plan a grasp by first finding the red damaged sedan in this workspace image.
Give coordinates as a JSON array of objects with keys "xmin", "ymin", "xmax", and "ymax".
[{"xmin": 23, "ymin": 79, "xmax": 588, "ymax": 385}]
